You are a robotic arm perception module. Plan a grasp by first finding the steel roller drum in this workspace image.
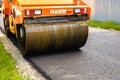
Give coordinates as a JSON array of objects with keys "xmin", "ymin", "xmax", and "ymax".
[{"xmin": 18, "ymin": 22, "xmax": 88, "ymax": 55}]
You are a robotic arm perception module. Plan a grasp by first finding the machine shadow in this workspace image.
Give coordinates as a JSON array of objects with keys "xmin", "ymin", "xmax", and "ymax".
[
  {"xmin": 24, "ymin": 48, "xmax": 83, "ymax": 80},
  {"xmin": 25, "ymin": 48, "xmax": 82, "ymax": 57}
]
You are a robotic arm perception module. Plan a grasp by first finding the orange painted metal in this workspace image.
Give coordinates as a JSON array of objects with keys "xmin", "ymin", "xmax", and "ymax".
[
  {"xmin": 2, "ymin": 0, "xmax": 11, "ymax": 18},
  {"xmin": 2, "ymin": 0, "xmax": 91, "ymax": 24},
  {"xmin": 17, "ymin": 0, "xmax": 75, "ymax": 6}
]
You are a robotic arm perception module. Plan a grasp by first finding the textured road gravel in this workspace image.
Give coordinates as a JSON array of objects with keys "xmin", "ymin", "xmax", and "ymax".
[{"xmin": 28, "ymin": 27, "xmax": 120, "ymax": 80}]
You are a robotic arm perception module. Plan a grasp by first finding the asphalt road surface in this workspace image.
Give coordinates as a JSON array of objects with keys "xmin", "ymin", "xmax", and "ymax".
[
  {"xmin": 27, "ymin": 28, "xmax": 120, "ymax": 80},
  {"xmin": 1, "ymin": 14, "xmax": 120, "ymax": 80}
]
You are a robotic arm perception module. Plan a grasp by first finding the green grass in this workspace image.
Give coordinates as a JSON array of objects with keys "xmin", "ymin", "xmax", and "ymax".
[
  {"xmin": 0, "ymin": 42, "xmax": 23, "ymax": 80},
  {"xmin": 88, "ymin": 20, "xmax": 120, "ymax": 31}
]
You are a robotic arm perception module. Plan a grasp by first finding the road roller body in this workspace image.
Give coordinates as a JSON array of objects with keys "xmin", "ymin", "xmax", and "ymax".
[{"xmin": 2, "ymin": 0, "xmax": 91, "ymax": 55}]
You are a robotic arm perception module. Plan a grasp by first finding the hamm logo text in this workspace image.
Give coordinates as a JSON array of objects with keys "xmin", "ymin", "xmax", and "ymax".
[{"xmin": 50, "ymin": 9, "xmax": 66, "ymax": 14}]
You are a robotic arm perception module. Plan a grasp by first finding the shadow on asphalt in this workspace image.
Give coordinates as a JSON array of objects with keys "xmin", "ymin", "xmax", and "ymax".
[
  {"xmin": 25, "ymin": 48, "xmax": 81, "ymax": 57},
  {"xmin": 25, "ymin": 49, "xmax": 83, "ymax": 80}
]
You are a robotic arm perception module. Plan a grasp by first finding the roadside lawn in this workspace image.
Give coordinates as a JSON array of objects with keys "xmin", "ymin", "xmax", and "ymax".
[
  {"xmin": 88, "ymin": 20, "xmax": 120, "ymax": 31},
  {"xmin": 0, "ymin": 41, "xmax": 23, "ymax": 80}
]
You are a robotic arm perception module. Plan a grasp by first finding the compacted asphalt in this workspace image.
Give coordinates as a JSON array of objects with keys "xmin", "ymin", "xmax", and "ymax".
[{"xmin": 27, "ymin": 27, "xmax": 120, "ymax": 80}]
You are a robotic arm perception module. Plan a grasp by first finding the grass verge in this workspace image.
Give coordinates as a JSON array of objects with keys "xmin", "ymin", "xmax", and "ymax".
[
  {"xmin": 88, "ymin": 20, "xmax": 120, "ymax": 31},
  {"xmin": 0, "ymin": 41, "xmax": 23, "ymax": 80}
]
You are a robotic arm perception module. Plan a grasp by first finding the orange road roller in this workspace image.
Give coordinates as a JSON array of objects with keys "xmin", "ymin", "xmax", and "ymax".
[{"xmin": 1, "ymin": 0, "xmax": 91, "ymax": 55}]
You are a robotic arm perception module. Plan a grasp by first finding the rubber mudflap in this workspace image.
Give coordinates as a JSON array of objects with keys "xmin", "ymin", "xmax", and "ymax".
[{"xmin": 19, "ymin": 22, "xmax": 88, "ymax": 55}]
